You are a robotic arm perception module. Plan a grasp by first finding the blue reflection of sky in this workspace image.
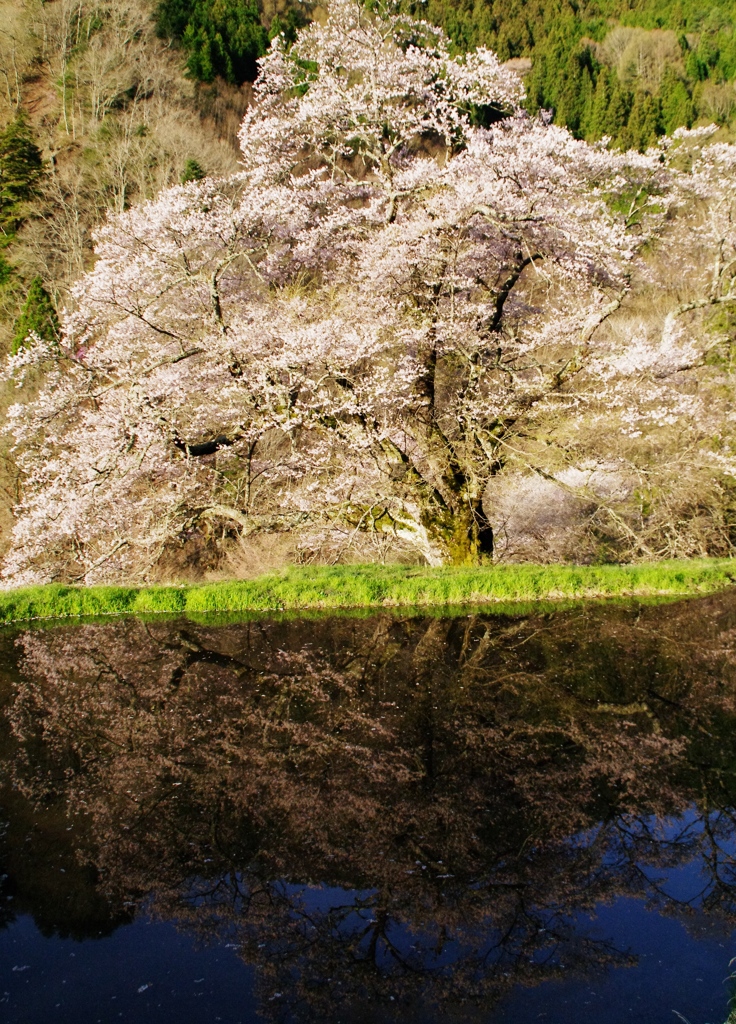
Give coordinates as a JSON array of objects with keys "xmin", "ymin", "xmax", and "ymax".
[
  {"xmin": 1, "ymin": 893, "xmax": 734, "ymax": 1024},
  {"xmin": 2, "ymin": 806, "xmax": 736, "ymax": 1024},
  {"xmin": 493, "ymin": 806, "xmax": 736, "ymax": 1024},
  {"xmin": 493, "ymin": 898, "xmax": 734, "ymax": 1024},
  {"xmin": 0, "ymin": 913, "xmax": 257, "ymax": 1024}
]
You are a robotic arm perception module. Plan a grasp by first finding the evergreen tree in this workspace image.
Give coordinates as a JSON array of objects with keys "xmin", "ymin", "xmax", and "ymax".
[
  {"xmin": 591, "ymin": 71, "xmax": 631, "ymax": 141},
  {"xmin": 181, "ymin": 158, "xmax": 206, "ymax": 183},
  {"xmin": 495, "ymin": 28, "xmax": 512, "ymax": 62},
  {"xmin": 525, "ymin": 25, "xmax": 587, "ymax": 127},
  {"xmin": 555, "ymin": 50, "xmax": 586, "ymax": 135},
  {"xmin": 556, "ymin": 47, "xmax": 597, "ymax": 139},
  {"xmin": 685, "ymin": 48, "xmax": 707, "ymax": 81},
  {"xmin": 619, "ymin": 90, "xmax": 661, "ymax": 152},
  {"xmin": 589, "ymin": 68, "xmax": 612, "ymax": 140},
  {"xmin": 11, "ymin": 277, "xmax": 59, "ymax": 355},
  {"xmin": 608, "ymin": 79, "xmax": 632, "ymax": 139},
  {"xmin": 0, "ymin": 114, "xmax": 43, "ymax": 231},
  {"xmin": 524, "ymin": 48, "xmax": 552, "ymax": 113},
  {"xmin": 697, "ymin": 32, "xmax": 720, "ymax": 73},
  {"xmin": 659, "ymin": 66, "xmax": 693, "ymax": 134}
]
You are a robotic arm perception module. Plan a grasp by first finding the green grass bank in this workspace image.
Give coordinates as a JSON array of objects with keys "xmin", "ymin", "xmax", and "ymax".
[{"xmin": 0, "ymin": 559, "xmax": 733, "ymax": 625}]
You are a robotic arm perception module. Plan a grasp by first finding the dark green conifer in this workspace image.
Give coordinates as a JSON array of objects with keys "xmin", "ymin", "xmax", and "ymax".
[
  {"xmin": 0, "ymin": 114, "xmax": 43, "ymax": 230},
  {"xmin": 0, "ymin": 253, "xmax": 12, "ymax": 288},
  {"xmin": 11, "ymin": 277, "xmax": 59, "ymax": 355},
  {"xmin": 619, "ymin": 91, "xmax": 662, "ymax": 151},
  {"xmin": 181, "ymin": 158, "xmax": 206, "ymax": 183},
  {"xmin": 495, "ymin": 30, "xmax": 512, "ymax": 62},
  {"xmin": 524, "ymin": 49, "xmax": 551, "ymax": 113},
  {"xmin": 593, "ymin": 73, "xmax": 631, "ymax": 141},
  {"xmin": 659, "ymin": 67, "xmax": 693, "ymax": 134},
  {"xmin": 554, "ymin": 51, "xmax": 584, "ymax": 134},
  {"xmin": 697, "ymin": 32, "xmax": 720, "ymax": 72},
  {"xmin": 589, "ymin": 68, "xmax": 612, "ymax": 140},
  {"xmin": 685, "ymin": 49, "xmax": 707, "ymax": 81}
]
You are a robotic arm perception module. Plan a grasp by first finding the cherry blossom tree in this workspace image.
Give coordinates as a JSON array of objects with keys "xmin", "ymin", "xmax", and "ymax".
[{"xmin": 1, "ymin": 0, "xmax": 732, "ymax": 583}]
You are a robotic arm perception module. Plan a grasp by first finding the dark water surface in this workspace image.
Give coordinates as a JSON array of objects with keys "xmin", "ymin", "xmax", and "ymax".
[{"xmin": 2, "ymin": 594, "xmax": 736, "ymax": 1023}]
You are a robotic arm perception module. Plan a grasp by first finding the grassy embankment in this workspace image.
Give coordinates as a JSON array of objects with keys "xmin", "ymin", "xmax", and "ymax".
[{"xmin": 0, "ymin": 559, "xmax": 733, "ymax": 624}]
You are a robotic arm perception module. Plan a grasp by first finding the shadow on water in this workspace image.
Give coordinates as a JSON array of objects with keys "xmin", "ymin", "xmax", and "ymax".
[{"xmin": 2, "ymin": 592, "xmax": 736, "ymax": 1021}]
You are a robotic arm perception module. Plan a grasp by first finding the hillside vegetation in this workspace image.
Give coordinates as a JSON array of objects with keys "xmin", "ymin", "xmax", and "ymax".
[
  {"xmin": 0, "ymin": 0, "xmax": 251, "ymax": 345},
  {"xmin": 155, "ymin": 0, "xmax": 736, "ymax": 147},
  {"xmin": 404, "ymin": 0, "xmax": 736, "ymax": 148}
]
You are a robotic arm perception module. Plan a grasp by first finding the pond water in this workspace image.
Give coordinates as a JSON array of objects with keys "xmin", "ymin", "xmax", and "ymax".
[{"xmin": 1, "ymin": 593, "xmax": 736, "ymax": 1023}]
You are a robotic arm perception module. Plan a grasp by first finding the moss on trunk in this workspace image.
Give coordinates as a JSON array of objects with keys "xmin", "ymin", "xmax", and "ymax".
[{"xmin": 423, "ymin": 500, "xmax": 494, "ymax": 566}]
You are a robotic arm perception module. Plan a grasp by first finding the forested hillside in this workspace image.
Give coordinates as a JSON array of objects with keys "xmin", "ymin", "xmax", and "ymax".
[
  {"xmin": 154, "ymin": 0, "xmax": 736, "ymax": 148},
  {"xmin": 2, "ymin": 0, "xmax": 736, "ymax": 580},
  {"xmin": 405, "ymin": 1, "xmax": 736, "ymax": 148},
  {"xmin": 0, "ymin": 0, "xmax": 256, "ymax": 353}
]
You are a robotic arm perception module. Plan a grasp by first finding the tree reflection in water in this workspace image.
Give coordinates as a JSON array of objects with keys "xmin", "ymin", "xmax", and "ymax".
[{"xmin": 3, "ymin": 592, "xmax": 736, "ymax": 1020}]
